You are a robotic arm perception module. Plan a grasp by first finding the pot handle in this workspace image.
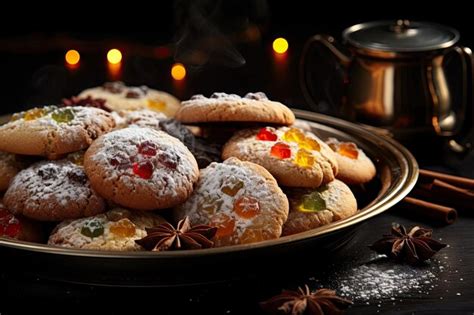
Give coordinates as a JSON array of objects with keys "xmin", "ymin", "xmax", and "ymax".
[
  {"xmin": 299, "ymin": 35, "xmax": 351, "ymax": 111},
  {"xmin": 446, "ymin": 46, "xmax": 473, "ymax": 153}
]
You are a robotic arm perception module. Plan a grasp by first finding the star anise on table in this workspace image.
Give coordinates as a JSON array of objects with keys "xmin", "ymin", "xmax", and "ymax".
[
  {"xmin": 369, "ymin": 223, "xmax": 447, "ymax": 265},
  {"xmin": 260, "ymin": 285, "xmax": 352, "ymax": 315},
  {"xmin": 135, "ymin": 216, "xmax": 217, "ymax": 251},
  {"xmin": 61, "ymin": 96, "xmax": 111, "ymax": 112}
]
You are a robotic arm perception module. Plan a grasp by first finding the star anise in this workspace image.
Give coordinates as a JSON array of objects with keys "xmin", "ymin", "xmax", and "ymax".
[
  {"xmin": 260, "ymin": 285, "xmax": 352, "ymax": 315},
  {"xmin": 369, "ymin": 223, "xmax": 447, "ymax": 265},
  {"xmin": 61, "ymin": 96, "xmax": 111, "ymax": 112},
  {"xmin": 135, "ymin": 216, "xmax": 217, "ymax": 251}
]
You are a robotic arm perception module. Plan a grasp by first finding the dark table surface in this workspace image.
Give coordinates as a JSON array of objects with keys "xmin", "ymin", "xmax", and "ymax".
[{"xmin": 1, "ymin": 142, "xmax": 473, "ymax": 315}]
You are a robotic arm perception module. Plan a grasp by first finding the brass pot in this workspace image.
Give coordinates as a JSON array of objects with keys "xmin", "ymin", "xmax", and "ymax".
[{"xmin": 301, "ymin": 20, "xmax": 473, "ymax": 152}]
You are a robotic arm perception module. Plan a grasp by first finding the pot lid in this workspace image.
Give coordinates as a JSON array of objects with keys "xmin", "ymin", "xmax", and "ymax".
[{"xmin": 343, "ymin": 20, "xmax": 459, "ymax": 53}]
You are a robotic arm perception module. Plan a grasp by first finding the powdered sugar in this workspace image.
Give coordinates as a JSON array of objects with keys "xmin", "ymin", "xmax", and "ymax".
[
  {"xmin": 183, "ymin": 92, "xmax": 269, "ymax": 107},
  {"xmin": 328, "ymin": 254, "xmax": 442, "ymax": 303}
]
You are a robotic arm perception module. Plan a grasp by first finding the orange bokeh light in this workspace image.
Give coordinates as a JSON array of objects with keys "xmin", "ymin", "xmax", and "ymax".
[
  {"xmin": 272, "ymin": 37, "xmax": 289, "ymax": 54},
  {"xmin": 65, "ymin": 49, "xmax": 80, "ymax": 65},
  {"xmin": 171, "ymin": 63, "xmax": 186, "ymax": 80},
  {"xmin": 107, "ymin": 49, "xmax": 122, "ymax": 64}
]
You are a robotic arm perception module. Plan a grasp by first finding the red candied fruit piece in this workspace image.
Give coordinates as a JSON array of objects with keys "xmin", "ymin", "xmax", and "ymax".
[
  {"xmin": 256, "ymin": 127, "xmax": 277, "ymax": 141},
  {"xmin": 137, "ymin": 141, "xmax": 158, "ymax": 157},
  {"xmin": 0, "ymin": 209, "xmax": 21, "ymax": 238},
  {"xmin": 133, "ymin": 160, "xmax": 154, "ymax": 179},
  {"xmin": 270, "ymin": 142, "xmax": 291, "ymax": 159}
]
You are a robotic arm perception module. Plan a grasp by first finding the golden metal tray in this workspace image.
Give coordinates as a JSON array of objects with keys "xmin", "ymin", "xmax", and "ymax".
[{"xmin": 0, "ymin": 109, "xmax": 418, "ymax": 286}]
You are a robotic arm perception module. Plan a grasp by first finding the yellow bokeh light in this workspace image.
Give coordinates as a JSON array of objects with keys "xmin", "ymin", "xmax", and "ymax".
[
  {"xmin": 65, "ymin": 49, "xmax": 80, "ymax": 65},
  {"xmin": 107, "ymin": 49, "xmax": 122, "ymax": 64},
  {"xmin": 273, "ymin": 37, "xmax": 289, "ymax": 54},
  {"xmin": 171, "ymin": 63, "xmax": 186, "ymax": 80}
]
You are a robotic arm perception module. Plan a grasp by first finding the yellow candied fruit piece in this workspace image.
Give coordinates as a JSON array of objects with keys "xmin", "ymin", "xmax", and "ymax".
[
  {"xmin": 221, "ymin": 176, "xmax": 244, "ymax": 197},
  {"xmin": 68, "ymin": 152, "xmax": 84, "ymax": 166},
  {"xmin": 147, "ymin": 99, "xmax": 167, "ymax": 111},
  {"xmin": 282, "ymin": 128, "xmax": 305, "ymax": 143},
  {"xmin": 299, "ymin": 137, "xmax": 321, "ymax": 151},
  {"xmin": 294, "ymin": 149, "xmax": 315, "ymax": 168},
  {"xmin": 201, "ymin": 196, "xmax": 223, "ymax": 215},
  {"xmin": 24, "ymin": 108, "xmax": 45, "ymax": 121},
  {"xmin": 109, "ymin": 218, "xmax": 136, "ymax": 238}
]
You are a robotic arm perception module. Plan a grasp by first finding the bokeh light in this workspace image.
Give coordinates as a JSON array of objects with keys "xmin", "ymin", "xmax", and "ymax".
[
  {"xmin": 65, "ymin": 49, "xmax": 80, "ymax": 65},
  {"xmin": 171, "ymin": 63, "xmax": 186, "ymax": 80},
  {"xmin": 107, "ymin": 49, "xmax": 122, "ymax": 64},
  {"xmin": 272, "ymin": 37, "xmax": 289, "ymax": 54}
]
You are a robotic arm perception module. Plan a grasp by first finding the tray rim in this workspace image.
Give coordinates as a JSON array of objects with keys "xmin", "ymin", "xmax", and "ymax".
[{"xmin": 0, "ymin": 109, "xmax": 418, "ymax": 258}]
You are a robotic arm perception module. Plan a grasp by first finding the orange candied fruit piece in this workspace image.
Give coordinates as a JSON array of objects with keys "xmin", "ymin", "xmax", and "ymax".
[
  {"xmin": 24, "ymin": 108, "xmax": 45, "ymax": 121},
  {"xmin": 109, "ymin": 218, "xmax": 136, "ymax": 238},
  {"xmin": 338, "ymin": 142, "xmax": 359, "ymax": 159},
  {"xmin": 211, "ymin": 213, "xmax": 236, "ymax": 238},
  {"xmin": 256, "ymin": 127, "xmax": 278, "ymax": 141},
  {"xmin": 270, "ymin": 142, "xmax": 291, "ymax": 159},
  {"xmin": 295, "ymin": 149, "xmax": 315, "ymax": 168},
  {"xmin": 299, "ymin": 137, "xmax": 321, "ymax": 151},
  {"xmin": 282, "ymin": 128, "xmax": 305, "ymax": 143},
  {"xmin": 234, "ymin": 196, "xmax": 260, "ymax": 219}
]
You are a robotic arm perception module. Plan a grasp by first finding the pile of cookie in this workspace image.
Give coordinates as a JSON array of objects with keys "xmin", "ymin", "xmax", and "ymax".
[{"xmin": 0, "ymin": 82, "xmax": 375, "ymax": 251}]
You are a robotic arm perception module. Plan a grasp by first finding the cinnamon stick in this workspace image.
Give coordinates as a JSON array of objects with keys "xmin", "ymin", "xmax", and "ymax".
[
  {"xmin": 414, "ymin": 179, "xmax": 474, "ymax": 210},
  {"xmin": 400, "ymin": 196, "xmax": 457, "ymax": 225},
  {"xmin": 419, "ymin": 169, "xmax": 474, "ymax": 190}
]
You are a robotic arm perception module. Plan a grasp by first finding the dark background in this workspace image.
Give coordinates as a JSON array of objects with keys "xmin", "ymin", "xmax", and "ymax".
[{"xmin": 1, "ymin": 1, "xmax": 474, "ymax": 116}]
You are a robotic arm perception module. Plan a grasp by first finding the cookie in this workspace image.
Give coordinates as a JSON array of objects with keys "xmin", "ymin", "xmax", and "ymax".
[
  {"xmin": 0, "ymin": 152, "xmax": 30, "ymax": 192},
  {"xmin": 84, "ymin": 127, "xmax": 199, "ymax": 210},
  {"xmin": 175, "ymin": 92, "xmax": 295, "ymax": 125},
  {"xmin": 0, "ymin": 106, "xmax": 115, "ymax": 159},
  {"xmin": 326, "ymin": 137, "xmax": 376, "ymax": 185},
  {"xmin": 48, "ymin": 208, "xmax": 167, "ymax": 251},
  {"xmin": 78, "ymin": 82, "xmax": 181, "ymax": 117},
  {"xmin": 222, "ymin": 126, "xmax": 338, "ymax": 188},
  {"xmin": 115, "ymin": 109, "xmax": 167, "ymax": 130},
  {"xmin": 174, "ymin": 157, "xmax": 289, "ymax": 247},
  {"xmin": 0, "ymin": 205, "xmax": 44, "ymax": 242},
  {"xmin": 3, "ymin": 159, "xmax": 106, "ymax": 221},
  {"xmin": 282, "ymin": 179, "xmax": 358, "ymax": 236}
]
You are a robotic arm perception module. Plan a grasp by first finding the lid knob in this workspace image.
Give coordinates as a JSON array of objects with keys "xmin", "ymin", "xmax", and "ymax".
[{"xmin": 392, "ymin": 19, "xmax": 411, "ymax": 33}]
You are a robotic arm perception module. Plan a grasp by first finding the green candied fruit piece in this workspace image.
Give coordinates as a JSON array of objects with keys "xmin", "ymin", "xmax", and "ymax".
[
  {"xmin": 51, "ymin": 108, "xmax": 75, "ymax": 123},
  {"xmin": 80, "ymin": 219, "xmax": 104, "ymax": 238},
  {"xmin": 221, "ymin": 176, "xmax": 244, "ymax": 197},
  {"xmin": 298, "ymin": 190, "xmax": 327, "ymax": 213}
]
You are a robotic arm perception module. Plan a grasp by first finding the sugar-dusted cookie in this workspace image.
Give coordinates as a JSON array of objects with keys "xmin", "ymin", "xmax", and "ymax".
[
  {"xmin": 0, "ymin": 106, "xmax": 115, "ymax": 159},
  {"xmin": 222, "ymin": 126, "xmax": 338, "ymax": 188},
  {"xmin": 3, "ymin": 159, "xmax": 106, "ymax": 221},
  {"xmin": 78, "ymin": 82, "xmax": 181, "ymax": 117},
  {"xmin": 0, "ymin": 152, "xmax": 31, "ymax": 192},
  {"xmin": 282, "ymin": 179, "xmax": 357, "ymax": 236},
  {"xmin": 0, "ymin": 205, "xmax": 44, "ymax": 242},
  {"xmin": 115, "ymin": 109, "xmax": 167, "ymax": 130},
  {"xmin": 326, "ymin": 137, "xmax": 376, "ymax": 185},
  {"xmin": 175, "ymin": 92, "xmax": 295, "ymax": 125},
  {"xmin": 48, "ymin": 208, "xmax": 167, "ymax": 251},
  {"xmin": 174, "ymin": 157, "xmax": 289, "ymax": 247},
  {"xmin": 84, "ymin": 127, "xmax": 199, "ymax": 210}
]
